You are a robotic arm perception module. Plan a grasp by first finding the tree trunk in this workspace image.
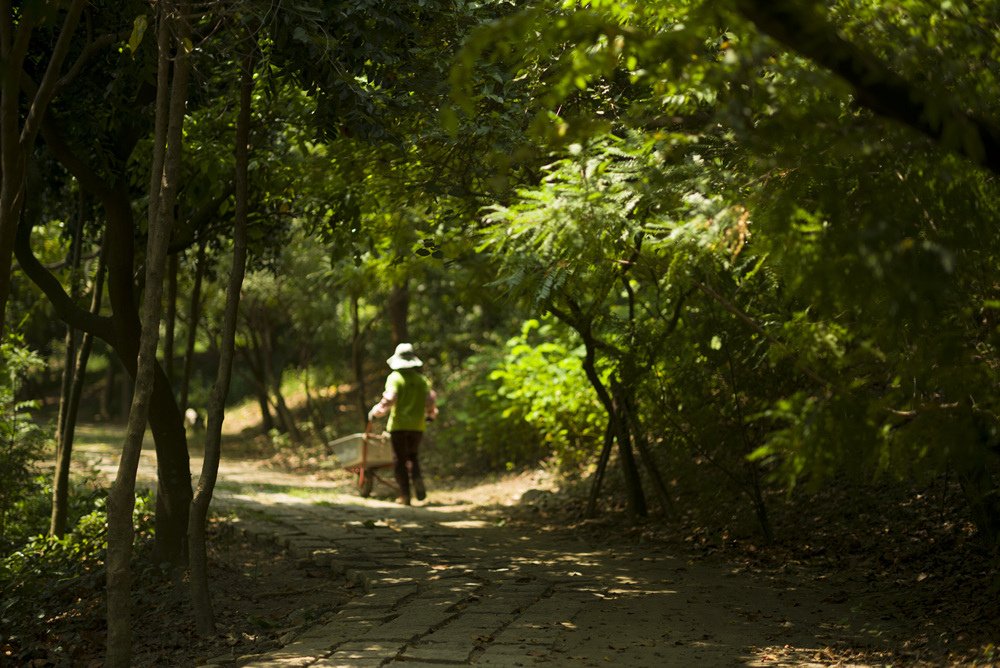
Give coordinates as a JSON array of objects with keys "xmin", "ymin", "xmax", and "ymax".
[
  {"xmin": 351, "ymin": 293, "xmax": 368, "ymax": 420},
  {"xmin": 257, "ymin": 321, "xmax": 300, "ymax": 440},
  {"xmin": 609, "ymin": 383, "xmax": 647, "ymax": 518},
  {"xmin": 17, "ymin": 164, "xmax": 193, "ymax": 563},
  {"xmin": 164, "ymin": 253, "xmax": 178, "ymax": 383},
  {"xmin": 256, "ymin": 390, "xmax": 275, "ymax": 432},
  {"xmin": 51, "ymin": 251, "xmax": 106, "ymax": 537},
  {"xmin": 238, "ymin": 332, "xmax": 275, "ymax": 432},
  {"xmin": 53, "ymin": 192, "xmax": 85, "ymax": 460},
  {"xmin": 190, "ymin": 40, "xmax": 254, "ymax": 634},
  {"xmin": 54, "ymin": 326, "xmax": 79, "ymax": 462},
  {"xmin": 99, "ymin": 356, "xmax": 116, "ymax": 420},
  {"xmin": 551, "ymin": 305, "xmax": 648, "ymax": 518},
  {"xmin": 180, "ymin": 239, "xmax": 206, "ymax": 412},
  {"xmin": 388, "ymin": 281, "xmax": 409, "ymax": 346},
  {"xmin": 617, "ymin": 377, "xmax": 674, "ymax": 517},
  {"xmin": 578, "ymin": 341, "xmax": 646, "ymax": 517},
  {"xmin": 725, "ymin": 350, "xmax": 774, "ymax": 543},
  {"xmin": 302, "ymin": 369, "xmax": 325, "ymax": 431},
  {"xmin": 585, "ymin": 420, "xmax": 615, "ymax": 519},
  {"xmin": 55, "ymin": 233, "xmax": 82, "ymax": 445},
  {"xmin": 107, "ymin": 8, "xmax": 190, "ymax": 664}
]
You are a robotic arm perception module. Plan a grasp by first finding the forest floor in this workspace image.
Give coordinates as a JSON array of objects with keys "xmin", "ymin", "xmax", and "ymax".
[{"xmin": 38, "ymin": 423, "xmax": 1000, "ymax": 666}]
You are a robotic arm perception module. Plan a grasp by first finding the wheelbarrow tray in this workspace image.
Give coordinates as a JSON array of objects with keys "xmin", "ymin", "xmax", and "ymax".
[{"xmin": 329, "ymin": 432, "xmax": 393, "ymax": 468}]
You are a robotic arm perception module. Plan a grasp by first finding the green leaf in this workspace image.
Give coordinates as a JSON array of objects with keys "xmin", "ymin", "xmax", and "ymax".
[{"xmin": 127, "ymin": 15, "xmax": 147, "ymax": 55}]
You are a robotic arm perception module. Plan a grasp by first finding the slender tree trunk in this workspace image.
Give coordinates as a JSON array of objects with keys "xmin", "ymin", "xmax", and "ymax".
[
  {"xmin": 107, "ymin": 7, "xmax": 190, "ymax": 663},
  {"xmin": 388, "ymin": 281, "xmax": 409, "ymax": 346},
  {"xmin": 190, "ymin": 41, "xmax": 254, "ymax": 634},
  {"xmin": 99, "ymin": 357, "xmax": 116, "ymax": 420},
  {"xmin": 51, "ymin": 251, "xmax": 106, "ymax": 537},
  {"xmin": 54, "ymin": 194, "xmax": 85, "ymax": 447},
  {"xmin": 725, "ymin": 351, "xmax": 773, "ymax": 543},
  {"xmin": 551, "ymin": 305, "xmax": 647, "ymax": 518},
  {"xmin": 55, "ymin": 327, "xmax": 79, "ymax": 452},
  {"xmin": 351, "ymin": 293, "xmax": 368, "ymax": 420},
  {"xmin": 239, "ymin": 330, "xmax": 275, "ymax": 432},
  {"xmin": 745, "ymin": 461, "xmax": 773, "ymax": 542},
  {"xmin": 578, "ymin": 342, "xmax": 646, "ymax": 517},
  {"xmin": 263, "ymin": 331, "xmax": 301, "ymax": 441},
  {"xmin": 585, "ymin": 420, "xmax": 615, "ymax": 518},
  {"xmin": 616, "ymin": 377, "xmax": 674, "ymax": 516},
  {"xmin": 256, "ymin": 391, "xmax": 275, "ymax": 431},
  {"xmin": 609, "ymin": 383, "xmax": 646, "ymax": 517},
  {"xmin": 180, "ymin": 239, "xmax": 206, "ymax": 411},
  {"xmin": 302, "ymin": 369, "xmax": 325, "ymax": 431},
  {"xmin": 164, "ymin": 253, "xmax": 178, "ymax": 383}
]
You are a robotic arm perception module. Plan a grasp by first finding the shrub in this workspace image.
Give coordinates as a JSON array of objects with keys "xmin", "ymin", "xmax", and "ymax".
[
  {"xmin": 0, "ymin": 337, "xmax": 47, "ymax": 545},
  {"xmin": 431, "ymin": 319, "xmax": 604, "ymax": 474},
  {"xmin": 0, "ymin": 490, "xmax": 156, "ymax": 663}
]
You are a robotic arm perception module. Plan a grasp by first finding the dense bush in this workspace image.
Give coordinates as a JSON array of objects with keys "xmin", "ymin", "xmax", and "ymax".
[
  {"xmin": 0, "ymin": 338, "xmax": 47, "ymax": 546},
  {"xmin": 430, "ymin": 319, "xmax": 605, "ymax": 474},
  {"xmin": 0, "ymin": 490, "xmax": 156, "ymax": 663},
  {"xmin": 430, "ymin": 342, "xmax": 544, "ymax": 474}
]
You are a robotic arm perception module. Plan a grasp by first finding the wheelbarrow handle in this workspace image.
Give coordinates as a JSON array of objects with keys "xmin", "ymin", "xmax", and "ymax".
[{"xmin": 360, "ymin": 421, "xmax": 373, "ymax": 485}]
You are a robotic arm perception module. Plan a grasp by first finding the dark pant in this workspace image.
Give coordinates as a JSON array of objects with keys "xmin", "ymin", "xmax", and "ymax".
[{"xmin": 390, "ymin": 430, "xmax": 423, "ymax": 500}]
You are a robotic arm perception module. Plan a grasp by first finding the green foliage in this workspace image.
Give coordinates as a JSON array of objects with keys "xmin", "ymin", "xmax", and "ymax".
[
  {"xmin": 0, "ymin": 490, "xmax": 156, "ymax": 657},
  {"xmin": 0, "ymin": 338, "xmax": 47, "ymax": 545},
  {"xmin": 1, "ymin": 474, "xmax": 105, "ymax": 555},
  {"xmin": 430, "ymin": 342, "xmax": 545, "ymax": 474},
  {"xmin": 464, "ymin": 0, "xmax": 1000, "ymax": 527},
  {"xmin": 487, "ymin": 319, "xmax": 605, "ymax": 470},
  {"xmin": 12, "ymin": 0, "xmax": 1000, "ymax": 550}
]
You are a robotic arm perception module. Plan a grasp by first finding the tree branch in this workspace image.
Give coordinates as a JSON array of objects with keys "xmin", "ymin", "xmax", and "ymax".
[
  {"xmin": 15, "ymin": 209, "xmax": 114, "ymax": 341},
  {"xmin": 39, "ymin": 115, "xmax": 116, "ymax": 204},
  {"xmin": 169, "ymin": 182, "xmax": 236, "ymax": 254},
  {"xmin": 695, "ymin": 278, "xmax": 830, "ymax": 388},
  {"xmin": 58, "ymin": 32, "xmax": 119, "ymax": 91},
  {"xmin": 734, "ymin": 0, "xmax": 1000, "ymax": 176},
  {"xmin": 20, "ymin": 0, "xmax": 87, "ymax": 149}
]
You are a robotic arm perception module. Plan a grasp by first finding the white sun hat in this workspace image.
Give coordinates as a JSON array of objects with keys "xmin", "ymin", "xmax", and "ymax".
[{"xmin": 386, "ymin": 342, "xmax": 423, "ymax": 369}]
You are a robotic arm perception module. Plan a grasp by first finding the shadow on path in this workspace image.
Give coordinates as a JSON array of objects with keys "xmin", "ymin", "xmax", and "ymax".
[
  {"xmin": 69, "ymin": 433, "xmax": 902, "ymax": 667},
  {"xmin": 211, "ymin": 486, "xmax": 894, "ymax": 667}
]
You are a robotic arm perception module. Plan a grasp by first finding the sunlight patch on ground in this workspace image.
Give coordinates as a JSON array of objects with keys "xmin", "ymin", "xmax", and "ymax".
[
  {"xmin": 606, "ymin": 587, "xmax": 679, "ymax": 595},
  {"xmin": 437, "ymin": 519, "xmax": 493, "ymax": 529},
  {"xmin": 744, "ymin": 645, "xmax": 862, "ymax": 667},
  {"xmin": 429, "ymin": 469, "xmax": 558, "ymax": 508}
]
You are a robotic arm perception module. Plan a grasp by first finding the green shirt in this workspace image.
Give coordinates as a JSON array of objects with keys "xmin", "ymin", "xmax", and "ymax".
[{"xmin": 385, "ymin": 369, "xmax": 430, "ymax": 432}]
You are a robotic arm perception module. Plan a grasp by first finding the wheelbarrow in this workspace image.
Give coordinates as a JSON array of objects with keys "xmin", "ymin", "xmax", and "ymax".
[{"xmin": 329, "ymin": 422, "xmax": 397, "ymax": 497}]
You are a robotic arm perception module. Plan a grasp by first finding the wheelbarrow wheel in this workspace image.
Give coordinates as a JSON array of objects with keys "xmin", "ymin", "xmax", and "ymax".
[{"xmin": 359, "ymin": 471, "xmax": 375, "ymax": 497}]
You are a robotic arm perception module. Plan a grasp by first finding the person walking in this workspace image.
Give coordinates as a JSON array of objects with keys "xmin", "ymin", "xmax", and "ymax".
[{"xmin": 368, "ymin": 343, "xmax": 438, "ymax": 505}]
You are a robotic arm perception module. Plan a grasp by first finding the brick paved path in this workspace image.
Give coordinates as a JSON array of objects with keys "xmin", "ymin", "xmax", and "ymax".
[{"xmin": 206, "ymin": 491, "xmax": 863, "ymax": 668}]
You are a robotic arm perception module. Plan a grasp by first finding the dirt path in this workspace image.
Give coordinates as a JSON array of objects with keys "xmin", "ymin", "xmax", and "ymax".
[{"xmin": 72, "ymin": 433, "xmax": 912, "ymax": 667}]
